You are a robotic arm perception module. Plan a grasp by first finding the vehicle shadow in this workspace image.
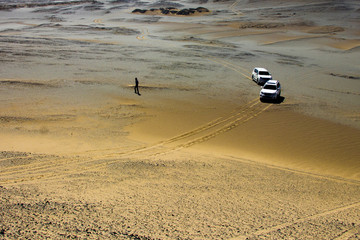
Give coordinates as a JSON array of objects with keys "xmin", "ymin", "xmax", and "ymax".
[{"xmin": 260, "ymin": 96, "xmax": 285, "ymax": 104}]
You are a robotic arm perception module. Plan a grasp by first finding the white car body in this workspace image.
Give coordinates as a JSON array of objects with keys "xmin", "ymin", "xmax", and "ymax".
[
  {"xmin": 252, "ymin": 67, "xmax": 272, "ymax": 85},
  {"xmin": 260, "ymin": 80, "xmax": 281, "ymax": 101}
]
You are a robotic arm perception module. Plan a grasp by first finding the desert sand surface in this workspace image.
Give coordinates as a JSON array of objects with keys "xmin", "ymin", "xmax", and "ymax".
[{"xmin": 1, "ymin": 0, "xmax": 360, "ymax": 239}]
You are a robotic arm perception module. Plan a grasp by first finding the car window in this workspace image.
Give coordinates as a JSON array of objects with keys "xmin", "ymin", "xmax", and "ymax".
[
  {"xmin": 255, "ymin": 69, "xmax": 258, "ymax": 73},
  {"xmin": 264, "ymin": 85, "xmax": 277, "ymax": 90},
  {"xmin": 259, "ymin": 71, "xmax": 269, "ymax": 75}
]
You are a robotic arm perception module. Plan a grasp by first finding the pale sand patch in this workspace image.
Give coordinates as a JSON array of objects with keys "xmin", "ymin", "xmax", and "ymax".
[
  {"xmin": 93, "ymin": 19, "xmax": 103, "ymax": 24},
  {"xmin": 199, "ymin": 29, "xmax": 285, "ymax": 40},
  {"xmin": 261, "ymin": 34, "xmax": 327, "ymax": 45},
  {"xmin": 244, "ymin": 32, "xmax": 360, "ymax": 51},
  {"xmin": 305, "ymin": 25, "xmax": 345, "ymax": 34},
  {"xmin": 326, "ymin": 38, "xmax": 360, "ymax": 51},
  {"xmin": 153, "ymin": 21, "xmax": 206, "ymax": 31}
]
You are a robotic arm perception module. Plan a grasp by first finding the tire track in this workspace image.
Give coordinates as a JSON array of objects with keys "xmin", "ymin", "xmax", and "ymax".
[
  {"xmin": 151, "ymin": 103, "xmax": 271, "ymax": 157},
  {"xmin": 1, "ymin": 98, "xmax": 259, "ymax": 173},
  {"xmin": 103, "ymin": 98, "xmax": 259, "ymax": 158},
  {"xmin": 48, "ymin": 101, "xmax": 269, "ymax": 177},
  {"xmin": 0, "ymin": 154, "xmax": 65, "ymax": 175},
  {"xmin": 231, "ymin": 201, "xmax": 360, "ymax": 240},
  {"xmin": 229, "ymin": 0, "xmax": 243, "ymax": 16},
  {"xmin": 3, "ymin": 97, "xmax": 258, "ymax": 175},
  {"xmin": 90, "ymin": 101, "xmax": 267, "ymax": 161},
  {"xmin": 0, "ymin": 156, "xmax": 31, "ymax": 163},
  {"xmin": 0, "ymin": 156, "xmax": 85, "ymax": 180},
  {"xmin": 0, "ymin": 99, "xmax": 269, "ymax": 184},
  {"xmin": 207, "ymin": 56, "xmax": 252, "ymax": 80},
  {"xmin": 333, "ymin": 226, "xmax": 360, "ymax": 240}
]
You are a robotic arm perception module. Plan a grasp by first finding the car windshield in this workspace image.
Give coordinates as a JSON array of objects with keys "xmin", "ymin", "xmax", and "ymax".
[
  {"xmin": 259, "ymin": 71, "xmax": 270, "ymax": 75},
  {"xmin": 263, "ymin": 85, "xmax": 277, "ymax": 90}
]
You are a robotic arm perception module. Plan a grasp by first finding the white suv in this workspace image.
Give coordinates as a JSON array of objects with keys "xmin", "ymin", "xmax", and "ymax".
[
  {"xmin": 252, "ymin": 67, "xmax": 272, "ymax": 85},
  {"xmin": 260, "ymin": 80, "xmax": 281, "ymax": 101}
]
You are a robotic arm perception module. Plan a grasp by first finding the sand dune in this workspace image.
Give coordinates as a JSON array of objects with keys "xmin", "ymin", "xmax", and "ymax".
[{"xmin": 0, "ymin": 0, "xmax": 360, "ymax": 239}]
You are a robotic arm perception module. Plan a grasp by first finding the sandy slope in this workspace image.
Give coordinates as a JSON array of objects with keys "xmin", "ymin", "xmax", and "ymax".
[
  {"xmin": 0, "ymin": 0, "xmax": 360, "ymax": 239},
  {"xmin": 1, "ymin": 151, "xmax": 360, "ymax": 239}
]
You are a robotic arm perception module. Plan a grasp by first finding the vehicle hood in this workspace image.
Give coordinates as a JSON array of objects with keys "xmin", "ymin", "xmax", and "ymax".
[{"xmin": 260, "ymin": 89, "xmax": 277, "ymax": 94}]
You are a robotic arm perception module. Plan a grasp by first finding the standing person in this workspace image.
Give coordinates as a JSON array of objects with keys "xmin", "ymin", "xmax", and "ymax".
[{"xmin": 134, "ymin": 77, "xmax": 140, "ymax": 95}]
